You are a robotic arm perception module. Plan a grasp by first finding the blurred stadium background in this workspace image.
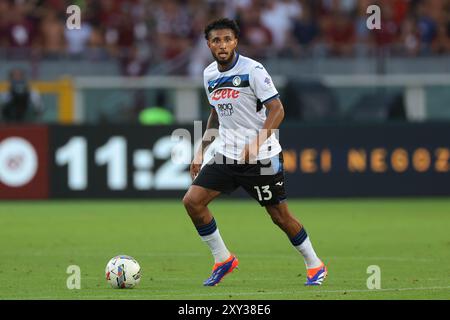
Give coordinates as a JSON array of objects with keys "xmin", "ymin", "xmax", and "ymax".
[
  {"xmin": 0, "ymin": 0, "xmax": 450, "ymax": 122},
  {"xmin": 0, "ymin": 0, "xmax": 449, "ymax": 299}
]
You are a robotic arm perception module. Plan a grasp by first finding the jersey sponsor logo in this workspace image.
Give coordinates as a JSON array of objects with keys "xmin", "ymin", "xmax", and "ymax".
[
  {"xmin": 211, "ymin": 88, "xmax": 240, "ymax": 101},
  {"xmin": 217, "ymin": 103, "xmax": 234, "ymax": 117}
]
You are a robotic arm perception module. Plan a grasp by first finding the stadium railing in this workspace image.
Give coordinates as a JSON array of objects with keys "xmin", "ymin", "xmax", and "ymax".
[
  {"xmin": 72, "ymin": 74, "xmax": 450, "ymax": 124},
  {"xmin": 1, "ymin": 74, "xmax": 449, "ymax": 124}
]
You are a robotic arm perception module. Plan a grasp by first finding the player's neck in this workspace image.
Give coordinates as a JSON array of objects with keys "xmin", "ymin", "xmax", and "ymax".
[{"xmin": 217, "ymin": 52, "xmax": 238, "ymax": 72}]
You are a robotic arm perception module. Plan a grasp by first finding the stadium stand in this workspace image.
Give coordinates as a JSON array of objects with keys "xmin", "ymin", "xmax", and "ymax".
[{"xmin": 0, "ymin": 0, "xmax": 448, "ymax": 71}]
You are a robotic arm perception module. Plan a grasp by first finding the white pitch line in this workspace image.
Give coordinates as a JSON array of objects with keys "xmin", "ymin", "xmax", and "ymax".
[
  {"xmin": 141, "ymin": 286, "xmax": 450, "ymax": 298},
  {"xmin": 3, "ymin": 286, "xmax": 449, "ymax": 300}
]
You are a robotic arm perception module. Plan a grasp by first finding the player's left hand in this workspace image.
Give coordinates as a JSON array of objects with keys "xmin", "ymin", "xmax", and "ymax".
[{"xmin": 240, "ymin": 141, "xmax": 259, "ymax": 163}]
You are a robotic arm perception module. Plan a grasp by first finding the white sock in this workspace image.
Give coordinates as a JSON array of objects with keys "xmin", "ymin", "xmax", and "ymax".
[
  {"xmin": 201, "ymin": 229, "xmax": 231, "ymax": 263},
  {"xmin": 295, "ymin": 236, "xmax": 322, "ymax": 269}
]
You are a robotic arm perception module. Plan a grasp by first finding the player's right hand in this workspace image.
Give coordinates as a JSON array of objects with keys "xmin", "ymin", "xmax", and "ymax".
[{"xmin": 190, "ymin": 154, "xmax": 203, "ymax": 180}]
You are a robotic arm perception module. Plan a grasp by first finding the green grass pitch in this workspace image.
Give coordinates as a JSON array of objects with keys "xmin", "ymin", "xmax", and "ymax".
[{"xmin": 0, "ymin": 198, "xmax": 449, "ymax": 300}]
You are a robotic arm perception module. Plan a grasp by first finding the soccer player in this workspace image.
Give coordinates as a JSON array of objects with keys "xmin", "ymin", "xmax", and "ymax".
[{"xmin": 182, "ymin": 18, "xmax": 327, "ymax": 286}]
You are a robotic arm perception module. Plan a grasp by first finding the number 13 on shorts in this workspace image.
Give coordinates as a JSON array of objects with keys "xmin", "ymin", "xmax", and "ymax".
[{"xmin": 254, "ymin": 185, "xmax": 272, "ymax": 201}]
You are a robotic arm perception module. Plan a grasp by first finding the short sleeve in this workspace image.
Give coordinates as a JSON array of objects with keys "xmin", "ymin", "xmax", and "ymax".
[
  {"xmin": 203, "ymin": 77, "xmax": 215, "ymax": 108},
  {"xmin": 249, "ymin": 64, "xmax": 279, "ymax": 104},
  {"xmin": 203, "ymin": 77, "xmax": 212, "ymax": 105}
]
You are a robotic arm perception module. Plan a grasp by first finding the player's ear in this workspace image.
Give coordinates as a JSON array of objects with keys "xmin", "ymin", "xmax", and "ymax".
[{"xmin": 233, "ymin": 36, "xmax": 238, "ymax": 48}]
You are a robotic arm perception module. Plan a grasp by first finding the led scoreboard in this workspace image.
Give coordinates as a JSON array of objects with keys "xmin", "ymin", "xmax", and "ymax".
[{"xmin": 0, "ymin": 123, "xmax": 448, "ymax": 199}]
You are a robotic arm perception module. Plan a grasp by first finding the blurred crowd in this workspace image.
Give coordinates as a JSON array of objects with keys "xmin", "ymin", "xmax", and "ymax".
[{"xmin": 0, "ymin": 0, "xmax": 449, "ymax": 76}]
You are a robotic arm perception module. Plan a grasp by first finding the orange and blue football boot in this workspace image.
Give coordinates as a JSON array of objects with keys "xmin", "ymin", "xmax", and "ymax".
[
  {"xmin": 203, "ymin": 255, "xmax": 239, "ymax": 286},
  {"xmin": 305, "ymin": 262, "xmax": 327, "ymax": 286}
]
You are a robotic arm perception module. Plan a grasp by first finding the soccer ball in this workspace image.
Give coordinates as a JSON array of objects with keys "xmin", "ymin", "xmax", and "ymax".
[{"xmin": 105, "ymin": 255, "xmax": 141, "ymax": 289}]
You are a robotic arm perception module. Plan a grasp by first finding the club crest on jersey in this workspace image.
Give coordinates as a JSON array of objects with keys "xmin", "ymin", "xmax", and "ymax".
[{"xmin": 232, "ymin": 76, "xmax": 241, "ymax": 86}]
